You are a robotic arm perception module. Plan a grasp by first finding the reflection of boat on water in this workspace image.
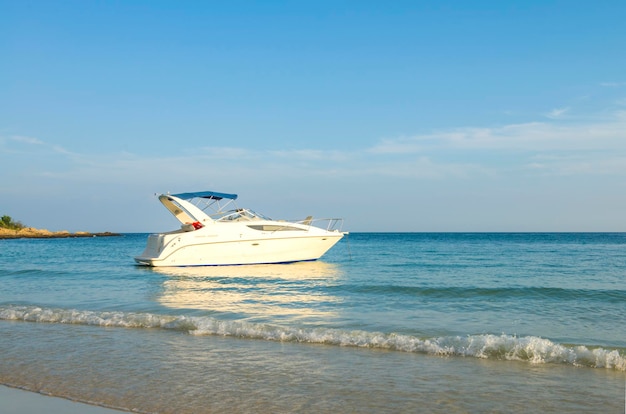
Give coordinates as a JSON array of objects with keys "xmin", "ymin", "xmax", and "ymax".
[
  {"xmin": 135, "ymin": 190, "xmax": 347, "ymax": 267},
  {"xmin": 152, "ymin": 260, "xmax": 343, "ymax": 279},
  {"xmin": 155, "ymin": 262, "xmax": 343, "ymax": 321}
]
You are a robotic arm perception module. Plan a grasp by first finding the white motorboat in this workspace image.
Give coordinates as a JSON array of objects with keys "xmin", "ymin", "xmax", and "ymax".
[{"xmin": 135, "ymin": 191, "xmax": 347, "ymax": 267}]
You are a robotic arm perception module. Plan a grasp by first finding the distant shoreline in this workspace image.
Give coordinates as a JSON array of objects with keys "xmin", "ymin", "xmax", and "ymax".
[{"xmin": 0, "ymin": 227, "xmax": 121, "ymax": 240}]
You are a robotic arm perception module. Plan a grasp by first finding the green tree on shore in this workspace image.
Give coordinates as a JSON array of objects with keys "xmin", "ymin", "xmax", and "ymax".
[{"xmin": 0, "ymin": 215, "xmax": 25, "ymax": 230}]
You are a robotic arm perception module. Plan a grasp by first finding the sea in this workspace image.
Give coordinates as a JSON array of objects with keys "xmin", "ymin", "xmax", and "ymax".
[{"xmin": 0, "ymin": 232, "xmax": 625, "ymax": 413}]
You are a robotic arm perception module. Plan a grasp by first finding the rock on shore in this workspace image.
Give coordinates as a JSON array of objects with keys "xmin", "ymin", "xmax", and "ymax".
[{"xmin": 0, "ymin": 227, "xmax": 120, "ymax": 239}]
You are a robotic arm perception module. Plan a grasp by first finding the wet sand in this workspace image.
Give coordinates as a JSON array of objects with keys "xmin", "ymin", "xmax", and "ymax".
[{"xmin": 0, "ymin": 386, "xmax": 127, "ymax": 414}]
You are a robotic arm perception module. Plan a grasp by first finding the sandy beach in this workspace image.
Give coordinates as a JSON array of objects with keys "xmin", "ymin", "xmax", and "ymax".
[{"xmin": 0, "ymin": 386, "xmax": 127, "ymax": 414}]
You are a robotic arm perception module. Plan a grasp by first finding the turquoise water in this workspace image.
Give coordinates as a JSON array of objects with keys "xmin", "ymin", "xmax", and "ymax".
[{"xmin": 0, "ymin": 233, "xmax": 625, "ymax": 413}]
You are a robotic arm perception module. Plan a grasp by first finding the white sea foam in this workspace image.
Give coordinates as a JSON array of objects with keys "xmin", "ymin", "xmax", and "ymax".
[{"xmin": 1, "ymin": 305, "xmax": 624, "ymax": 371}]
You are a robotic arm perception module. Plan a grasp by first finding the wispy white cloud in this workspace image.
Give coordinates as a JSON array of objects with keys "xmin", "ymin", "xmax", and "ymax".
[
  {"xmin": 367, "ymin": 115, "xmax": 626, "ymax": 154},
  {"xmin": 197, "ymin": 147, "xmax": 257, "ymax": 160},
  {"xmin": 366, "ymin": 135, "xmax": 425, "ymax": 154},
  {"xmin": 526, "ymin": 153, "xmax": 626, "ymax": 176},
  {"xmin": 51, "ymin": 145, "xmax": 76, "ymax": 156},
  {"xmin": 0, "ymin": 135, "xmax": 43, "ymax": 154},
  {"xmin": 345, "ymin": 156, "xmax": 494, "ymax": 180},
  {"xmin": 600, "ymin": 82, "xmax": 626, "ymax": 87},
  {"xmin": 10, "ymin": 135, "xmax": 45, "ymax": 145},
  {"xmin": 363, "ymin": 111, "xmax": 626, "ymax": 180},
  {"xmin": 1, "ymin": 135, "xmax": 75, "ymax": 156},
  {"xmin": 269, "ymin": 149, "xmax": 348, "ymax": 162},
  {"xmin": 544, "ymin": 107, "xmax": 570, "ymax": 119}
]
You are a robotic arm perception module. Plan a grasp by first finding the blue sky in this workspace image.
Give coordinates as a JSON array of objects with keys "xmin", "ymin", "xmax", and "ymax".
[{"xmin": 2, "ymin": 1, "xmax": 626, "ymax": 232}]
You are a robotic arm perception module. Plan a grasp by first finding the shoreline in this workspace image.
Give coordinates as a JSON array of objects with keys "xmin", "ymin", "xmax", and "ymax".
[
  {"xmin": 0, "ymin": 227, "xmax": 120, "ymax": 239},
  {"xmin": 0, "ymin": 385, "xmax": 127, "ymax": 413}
]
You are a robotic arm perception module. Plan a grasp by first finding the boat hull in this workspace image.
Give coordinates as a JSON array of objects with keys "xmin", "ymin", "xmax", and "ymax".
[{"xmin": 134, "ymin": 231, "xmax": 344, "ymax": 267}]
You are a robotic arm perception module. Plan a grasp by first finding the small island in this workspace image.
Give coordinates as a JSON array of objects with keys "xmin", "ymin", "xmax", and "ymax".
[{"xmin": 0, "ymin": 215, "xmax": 120, "ymax": 239}]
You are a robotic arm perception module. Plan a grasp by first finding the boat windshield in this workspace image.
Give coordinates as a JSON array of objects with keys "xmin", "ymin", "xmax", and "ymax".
[{"xmin": 215, "ymin": 208, "xmax": 272, "ymax": 222}]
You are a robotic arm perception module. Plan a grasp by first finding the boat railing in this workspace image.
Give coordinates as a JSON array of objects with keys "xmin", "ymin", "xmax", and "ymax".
[{"xmin": 295, "ymin": 217, "xmax": 345, "ymax": 232}]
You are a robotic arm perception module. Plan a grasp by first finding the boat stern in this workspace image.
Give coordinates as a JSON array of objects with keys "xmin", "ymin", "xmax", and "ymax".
[{"xmin": 134, "ymin": 233, "xmax": 168, "ymax": 266}]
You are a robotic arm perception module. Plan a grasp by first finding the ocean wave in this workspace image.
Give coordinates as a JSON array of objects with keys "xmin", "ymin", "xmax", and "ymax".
[{"xmin": 1, "ymin": 305, "xmax": 624, "ymax": 371}]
